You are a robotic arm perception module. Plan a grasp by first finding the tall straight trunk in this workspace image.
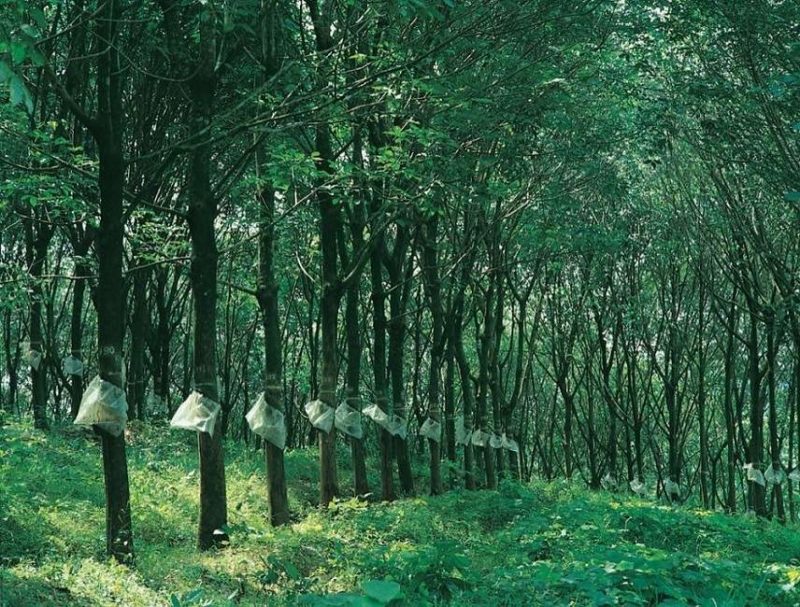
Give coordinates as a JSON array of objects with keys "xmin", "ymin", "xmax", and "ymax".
[
  {"xmin": 187, "ymin": 10, "xmax": 227, "ymax": 548},
  {"xmin": 766, "ymin": 315, "xmax": 785, "ymax": 521},
  {"xmin": 24, "ymin": 213, "xmax": 53, "ymax": 430},
  {"xmin": 304, "ymin": 0, "xmax": 340, "ymax": 506},
  {"xmin": 127, "ymin": 266, "xmax": 148, "ymax": 420},
  {"xmin": 3, "ymin": 309, "xmax": 19, "ymax": 411},
  {"xmin": 369, "ymin": 209, "xmax": 394, "ymax": 501},
  {"xmin": 444, "ymin": 332, "xmax": 456, "ymax": 463},
  {"xmin": 92, "ymin": 0, "xmax": 133, "ymax": 562},
  {"xmin": 68, "ymin": 248, "xmax": 91, "ymax": 419},
  {"xmin": 747, "ymin": 311, "xmax": 766, "ymax": 516},
  {"xmin": 421, "ymin": 217, "xmax": 444, "ymax": 495},
  {"xmin": 388, "ymin": 254, "xmax": 415, "ymax": 495},
  {"xmin": 316, "ymin": 122, "xmax": 340, "ymax": 507},
  {"xmin": 151, "ymin": 268, "xmax": 171, "ymax": 410},
  {"xmin": 341, "ymin": 124, "xmax": 369, "ymax": 497},
  {"xmin": 697, "ymin": 274, "xmax": 710, "ymax": 508},
  {"xmin": 255, "ymin": 0, "xmax": 290, "ymax": 525},
  {"xmin": 345, "ymin": 275, "xmax": 369, "ymax": 496},
  {"xmin": 722, "ymin": 299, "xmax": 738, "ymax": 512},
  {"xmin": 477, "ymin": 282, "xmax": 497, "ymax": 489},
  {"xmin": 256, "ymin": 180, "xmax": 291, "ymax": 525},
  {"xmin": 489, "ymin": 281, "xmax": 505, "ymax": 479},
  {"xmin": 454, "ymin": 317, "xmax": 476, "ymax": 489}
]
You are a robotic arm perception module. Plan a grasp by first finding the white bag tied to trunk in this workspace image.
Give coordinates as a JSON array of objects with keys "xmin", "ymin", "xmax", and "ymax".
[
  {"xmin": 744, "ymin": 463, "xmax": 766, "ymax": 487},
  {"xmin": 764, "ymin": 464, "xmax": 785, "ymax": 485},
  {"xmin": 601, "ymin": 473, "xmax": 617, "ymax": 490},
  {"xmin": 364, "ymin": 403, "xmax": 390, "ymax": 428},
  {"xmin": 385, "ymin": 414, "xmax": 408, "ymax": 440},
  {"xmin": 664, "ymin": 478, "xmax": 680, "ymax": 496},
  {"xmin": 24, "ymin": 343, "xmax": 43, "ymax": 371},
  {"xmin": 246, "ymin": 393, "xmax": 286, "ymax": 449},
  {"xmin": 420, "ymin": 417, "xmax": 442, "ymax": 442},
  {"xmin": 630, "ymin": 478, "xmax": 647, "ymax": 495},
  {"xmin": 455, "ymin": 415, "xmax": 472, "ymax": 446},
  {"xmin": 74, "ymin": 375, "xmax": 128, "ymax": 436},
  {"xmin": 471, "ymin": 429, "xmax": 490, "ymax": 447},
  {"xmin": 304, "ymin": 399, "xmax": 334, "ymax": 434},
  {"xmin": 63, "ymin": 355, "xmax": 84, "ymax": 376},
  {"xmin": 489, "ymin": 434, "xmax": 502, "ymax": 449},
  {"xmin": 335, "ymin": 402, "xmax": 363, "ymax": 439},
  {"xmin": 171, "ymin": 391, "xmax": 221, "ymax": 436},
  {"xmin": 501, "ymin": 433, "xmax": 519, "ymax": 453},
  {"xmin": 789, "ymin": 469, "xmax": 800, "ymax": 482}
]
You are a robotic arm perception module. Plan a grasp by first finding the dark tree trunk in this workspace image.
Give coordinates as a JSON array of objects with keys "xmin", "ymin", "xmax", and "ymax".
[
  {"xmin": 316, "ymin": 123, "xmax": 340, "ymax": 507},
  {"xmin": 255, "ymin": 0, "xmax": 291, "ymax": 526},
  {"xmin": 127, "ymin": 265, "xmax": 148, "ymax": 420},
  {"xmin": 24, "ymin": 211, "xmax": 53, "ymax": 430},
  {"xmin": 421, "ymin": 217, "xmax": 444, "ymax": 495},
  {"xmin": 257, "ymin": 180, "xmax": 291, "ymax": 526},
  {"xmin": 91, "ymin": 0, "xmax": 133, "ymax": 563},
  {"xmin": 387, "ymin": 245, "xmax": 414, "ymax": 495},
  {"xmin": 186, "ymin": 9, "xmax": 227, "ymax": 548},
  {"xmin": 369, "ymin": 204, "xmax": 394, "ymax": 501},
  {"xmin": 68, "ymin": 242, "xmax": 91, "ymax": 419},
  {"xmin": 747, "ymin": 311, "xmax": 766, "ymax": 516}
]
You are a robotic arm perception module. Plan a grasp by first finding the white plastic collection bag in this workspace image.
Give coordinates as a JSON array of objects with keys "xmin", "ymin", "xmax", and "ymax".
[
  {"xmin": 385, "ymin": 414, "xmax": 408, "ymax": 440},
  {"xmin": 489, "ymin": 434, "xmax": 502, "ymax": 449},
  {"xmin": 362, "ymin": 403, "xmax": 406, "ymax": 439},
  {"xmin": 25, "ymin": 345, "xmax": 43, "ymax": 371},
  {"xmin": 471, "ymin": 429, "xmax": 489, "ymax": 447},
  {"xmin": 789, "ymin": 469, "xmax": 800, "ymax": 482},
  {"xmin": 171, "ymin": 391, "xmax": 221, "ymax": 436},
  {"xmin": 305, "ymin": 399, "xmax": 334, "ymax": 434},
  {"xmin": 601, "ymin": 473, "xmax": 617, "ymax": 490},
  {"xmin": 764, "ymin": 465, "xmax": 785, "ymax": 485},
  {"xmin": 744, "ymin": 463, "xmax": 766, "ymax": 487},
  {"xmin": 420, "ymin": 417, "xmax": 442, "ymax": 442},
  {"xmin": 364, "ymin": 403, "xmax": 389, "ymax": 427},
  {"xmin": 630, "ymin": 478, "xmax": 647, "ymax": 495},
  {"xmin": 63, "ymin": 355, "xmax": 84, "ymax": 376},
  {"xmin": 454, "ymin": 415, "xmax": 472, "ymax": 446},
  {"xmin": 335, "ymin": 402, "xmax": 363, "ymax": 439},
  {"xmin": 663, "ymin": 478, "xmax": 680, "ymax": 497},
  {"xmin": 500, "ymin": 433, "xmax": 519, "ymax": 453},
  {"xmin": 246, "ymin": 393, "xmax": 286, "ymax": 449},
  {"xmin": 74, "ymin": 376, "xmax": 128, "ymax": 436}
]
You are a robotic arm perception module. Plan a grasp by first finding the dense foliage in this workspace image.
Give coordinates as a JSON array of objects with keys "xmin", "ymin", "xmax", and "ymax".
[{"xmin": 1, "ymin": 0, "xmax": 799, "ymax": 602}]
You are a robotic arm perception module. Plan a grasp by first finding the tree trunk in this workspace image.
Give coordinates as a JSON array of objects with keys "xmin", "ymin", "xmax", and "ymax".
[
  {"xmin": 256, "ymin": 177, "xmax": 291, "ymax": 526},
  {"xmin": 187, "ymin": 10, "xmax": 227, "ymax": 548}
]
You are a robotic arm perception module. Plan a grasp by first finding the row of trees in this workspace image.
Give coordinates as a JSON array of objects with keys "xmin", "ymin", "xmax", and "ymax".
[{"xmin": 1, "ymin": 0, "xmax": 798, "ymax": 561}]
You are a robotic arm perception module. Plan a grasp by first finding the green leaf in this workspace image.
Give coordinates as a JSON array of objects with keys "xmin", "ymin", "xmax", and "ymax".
[
  {"xmin": 361, "ymin": 580, "xmax": 402, "ymax": 604},
  {"xmin": 9, "ymin": 74, "xmax": 33, "ymax": 114},
  {"xmin": 10, "ymin": 42, "xmax": 26, "ymax": 65}
]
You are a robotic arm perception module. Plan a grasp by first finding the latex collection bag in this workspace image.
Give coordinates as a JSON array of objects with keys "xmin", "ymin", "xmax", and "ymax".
[{"xmin": 74, "ymin": 376, "xmax": 128, "ymax": 436}]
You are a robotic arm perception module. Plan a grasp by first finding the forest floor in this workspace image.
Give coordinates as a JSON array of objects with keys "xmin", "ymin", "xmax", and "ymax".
[{"xmin": 2, "ymin": 419, "xmax": 800, "ymax": 606}]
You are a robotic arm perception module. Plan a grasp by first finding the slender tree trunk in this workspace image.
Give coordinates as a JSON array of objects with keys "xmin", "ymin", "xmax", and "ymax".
[
  {"xmin": 186, "ymin": 10, "xmax": 227, "ymax": 547},
  {"xmin": 92, "ymin": 0, "xmax": 133, "ymax": 562},
  {"xmin": 387, "ymin": 248, "xmax": 414, "ymax": 495},
  {"xmin": 256, "ymin": 180, "xmax": 291, "ymax": 525},
  {"xmin": 747, "ymin": 311, "xmax": 766, "ymax": 516},
  {"xmin": 24, "ymin": 212, "xmax": 53, "ymax": 430},
  {"xmin": 421, "ymin": 217, "xmax": 444, "ymax": 495},
  {"xmin": 127, "ymin": 266, "xmax": 148, "ymax": 420},
  {"xmin": 369, "ymin": 208, "xmax": 394, "ymax": 501}
]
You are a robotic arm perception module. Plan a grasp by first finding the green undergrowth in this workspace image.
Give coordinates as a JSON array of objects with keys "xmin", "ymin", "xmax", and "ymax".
[{"xmin": 2, "ymin": 419, "xmax": 800, "ymax": 606}]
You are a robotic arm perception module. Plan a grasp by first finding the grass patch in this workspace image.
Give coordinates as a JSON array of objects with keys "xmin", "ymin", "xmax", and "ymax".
[{"xmin": 2, "ymin": 419, "xmax": 800, "ymax": 605}]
